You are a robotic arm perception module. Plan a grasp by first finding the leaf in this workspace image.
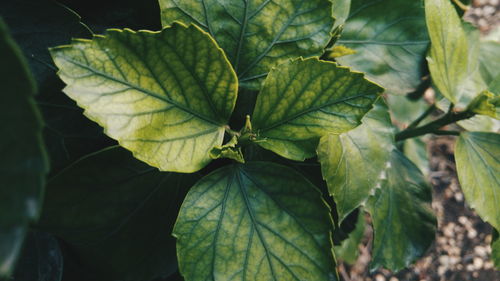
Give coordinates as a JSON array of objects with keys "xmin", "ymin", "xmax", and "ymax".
[
  {"xmin": 335, "ymin": 0, "xmax": 429, "ymax": 95},
  {"xmin": 209, "ymin": 136, "xmax": 245, "ymax": 163},
  {"xmin": 173, "ymin": 162, "xmax": 337, "ymax": 281},
  {"xmin": 493, "ymin": 230, "xmax": 500, "ymax": 269},
  {"xmin": 0, "ymin": 18, "xmax": 48, "ymax": 277},
  {"xmin": 0, "ymin": 0, "xmax": 92, "ymax": 87},
  {"xmin": 425, "ymin": 0, "xmax": 486, "ymax": 107},
  {"xmin": 366, "ymin": 149, "xmax": 436, "ymax": 271},
  {"xmin": 252, "ymin": 58, "xmax": 383, "ymax": 161},
  {"xmin": 479, "ymin": 39, "xmax": 500, "ymax": 94},
  {"xmin": 466, "ymin": 91, "xmax": 500, "ymax": 119},
  {"xmin": 403, "ymin": 137, "xmax": 430, "ymax": 178},
  {"xmin": 386, "ymin": 94, "xmax": 429, "ymax": 126},
  {"xmin": 317, "ymin": 99, "xmax": 394, "ymax": 221},
  {"xmin": 159, "ymin": 0, "xmax": 335, "ymax": 89},
  {"xmin": 12, "ymin": 231, "xmax": 63, "ymax": 281},
  {"xmin": 458, "ymin": 115, "xmax": 500, "ymax": 133},
  {"xmin": 334, "ymin": 210, "xmax": 365, "ymax": 264},
  {"xmin": 332, "ymin": 0, "xmax": 352, "ymax": 29},
  {"xmin": 37, "ymin": 147, "xmax": 198, "ymax": 281},
  {"xmin": 455, "ymin": 132, "xmax": 500, "ymax": 230},
  {"xmin": 51, "ymin": 23, "xmax": 238, "ymax": 173},
  {"xmin": 0, "ymin": 0, "xmax": 113, "ymax": 174}
]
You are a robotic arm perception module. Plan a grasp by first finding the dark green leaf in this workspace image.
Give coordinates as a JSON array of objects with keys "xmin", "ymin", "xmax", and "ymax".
[
  {"xmin": 336, "ymin": 0, "xmax": 429, "ymax": 95},
  {"xmin": 159, "ymin": 0, "xmax": 335, "ymax": 89},
  {"xmin": 252, "ymin": 58, "xmax": 383, "ymax": 161},
  {"xmin": 493, "ymin": 230, "xmax": 499, "ymax": 269},
  {"xmin": 317, "ymin": 99, "xmax": 394, "ymax": 221},
  {"xmin": 51, "ymin": 23, "xmax": 238, "ymax": 172},
  {"xmin": 0, "ymin": 0, "xmax": 91, "ymax": 87},
  {"xmin": 0, "ymin": 18, "xmax": 48, "ymax": 277},
  {"xmin": 367, "ymin": 149, "xmax": 436, "ymax": 271},
  {"xmin": 38, "ymin": 147, "xmax": 198, "ymax": 281},
  {"xmin": 334, "ymin": 210, "xmax": 365, "ymax": 264},
  {"xmin": 455, "ymin": 132, "xmax": 500, "ymax": 231},
  {"xmin": 174, "ymin": 162, "xmax": 337, "ymax": 281},
  {"xmin": 12, "ymin": 231, "xmax": 63, "ymax": 281}
]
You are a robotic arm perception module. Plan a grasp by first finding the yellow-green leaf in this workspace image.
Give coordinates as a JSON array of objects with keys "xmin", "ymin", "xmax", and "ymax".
[
  {"xmin": 455, "ymin": 132, "xmax": 500, "ymax": 230},
  {"xmin": 173, "ymin": 162, "xmax": 337, "ymax": 281},
  {"xmin": 317, "ymin": 100, "xmax": 394, "ymax": 221},
  {"xmin": 425, "ymin": 0, "xmax": 480, "ymax": 106},
  {"xmin": 159, "ymin": 0, "xmax": 335, "ymax": 89},
  {"xmin": 252, "ymin": 58, "xmax": 383, "ymax": 161},
  {"xmin": 0, "ymin": 18, "xmax": 48, "ymax": 277},
  {"xmin": 50, "ymin": 23, "xmax": 238, "ymax": 173},
  {"xmin": 466, "ymin": 91, "xmax": 500, "ymax": 119}
]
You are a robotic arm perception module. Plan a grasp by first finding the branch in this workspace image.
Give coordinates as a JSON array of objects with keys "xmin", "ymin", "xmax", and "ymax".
[{"xmin": 395, "ymin": 110, "xmax": 474, "ymax": 141}]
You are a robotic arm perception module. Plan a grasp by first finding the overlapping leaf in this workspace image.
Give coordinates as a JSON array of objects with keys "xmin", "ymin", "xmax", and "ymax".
[
  {"xmin": 252, "ymin": 58, "xmax": 383, "ymax": 160},
  {"xmin": 12, "ymin": 231, "xmax": 63, "ymax": 281},
  {"xmin": 317, "ymin": 100, "xmax": 394, "ymax": 221},
  {"xmin": 174, "ymin": 162, "xmax": 337, "ymax": 281},
  {"xmin": 336, "ymin": 0, "xmax": 429, "ymax": 95},
  {"xmin": 425, "ymin": 0, "xmax": 489, "ymax": 107},
  {"xmin": 367, "ymin": 149, "xmax": 436, "ymax": 271},
  {"xmin": 455, "ymin": 132, "xmax": 500, "ymax": 231},
  {"xmin": 38, "ymin": 147, "xmax": 198, "ymax": 281},
  {"xmin": 334, "ymin": 211, "xmax": 365, "ymax": 264},
  {"xmin": 159, "ymin": 0, "xmax": 334, "ymax": 89},
  {"xmin": 0, "ymin": 19, "xmax": 48, "ymax": 277},
  {"xmin": 51, "ymin": 23, "xmax": 238, "ymax": 172},
  {"xmin": 0, "ymin": 0, "xmax": 92, "ymax": 86}
]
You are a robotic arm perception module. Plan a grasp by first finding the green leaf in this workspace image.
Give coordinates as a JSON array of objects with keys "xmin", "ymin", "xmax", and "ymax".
[
  {"xmin": 0, "ymin": 0, "xmax": 92, "ymax": 87},
  {"xmin": 332, "ymin": 0, "xmax": 351, "ymax": 29},
  {"xmin": 209, "ymin": 136, "xmax": 245, "ymax": 163},
  {"xmin": 12, "ymin": 231, "xmax": 63, "ymax": 281},
  {"xmin": 493, "ymin": 230, "xmax": 500, "ymax": 269},
  {"xmin": 425, "ymin": 0, "xmax": 486, "ymax": 107},
  {"xmin": 386, "ymin": 94, "xmax": 429, "ymax": 126},
  {"xmin": 174, "ymin": 162, "xmax": 337, "ymax": 281},
  {"xmin": 51, "ymin": 23, "xmax": 238, "ymax": 173},
  {"xmin": 252, "ymin": 58, "xmax": 383, "ymax": 161},
  {"xmin": 479, "ymin": 39, "xmax": 500, "ymax": 94},
  {"xmin": 0, "ymin": 18, "xmax": 48, "ymax": 277},
  {"xmin": 466, "ymin": 91, "xmax": 500, "ymax": 119},
  {"xmin": 336, "ymin": 0, "xmax": 429, "ymax": 95},
  {"xmin": 403, "ymin": 137, "xmax": 430, "ymax": 178},
  {"xmin": 159, "ymin": 0, "xmax": 335, "ymax": 89},
  {"xmin": 458, "ymin": 115, "xmax": 500, "ymax": 132},
  {"xmin": 367, "ymin": 149, "xmax": 436, "ymax": 271},
  {"xmin": 0, "ymin": 0, "xmax": 113, "ymax": 174},
  {"xmin": 317, "ymin": 99, "xmax": 394, "ymax": 221},
  {"xmin": 334, "ymin": 210, "xmax": 365, "ymax": 264},
  {"xmin": 455, "ymin": 132, "xmax": 500, "ymax": 230},
  {"xmin": 38, "ymin": 147, "xmax": 198, "ymax": 281}
]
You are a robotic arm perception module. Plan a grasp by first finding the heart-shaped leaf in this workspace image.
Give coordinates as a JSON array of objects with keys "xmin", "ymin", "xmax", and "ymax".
[
  {"xmin": 159, "ymin": 0, "xmax": 335, "ymax": 89},
  {"xmin": 174, "ymin": 162, "xmax": 337, "ymax": 281},
  {"xmin": 455, "ymin": 132, "xmax": 500, "ymax": 231},
  {"xmin": 38, "ymin": 147, "xmax": 199, "ymax": 281},
  {"xmin": 336, "ymin": 0, "xmax": 429, "ymax": 95},
  {"xmin": 367, "ymin": 149, "xmax": 436, "ymax": 271},
  {"xmin": 252, "ymin": 58, "xmax": 383, "ymax": 161},
  {"xmin": 51, "ymin": 23, "xmax": 238, "ymax": 172},
  {"xmin": 317, "ymin": 99, "xmax": 394, "ymax": 221},
  {"xmin": 0, "ymin": 18, "xmax": 48, "ymax": 277}
]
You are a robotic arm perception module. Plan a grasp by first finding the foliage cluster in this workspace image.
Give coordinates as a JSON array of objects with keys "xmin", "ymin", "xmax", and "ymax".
[{"xmin": 1, "ymin": 0, "xmax": 499, "ymax": 280}]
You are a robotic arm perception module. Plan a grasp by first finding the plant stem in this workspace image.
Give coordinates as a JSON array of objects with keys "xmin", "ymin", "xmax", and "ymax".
[
  {"xmin": 407, "ymin": 104, "xmax": 437, "ymax": 129},
  {"xmin": 452, "ymin": 0, "xmax": 469, "ymax": 11},
  {"xmin": 395, "ymin": 110, "xmax": 474, "ymax": 141}
]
